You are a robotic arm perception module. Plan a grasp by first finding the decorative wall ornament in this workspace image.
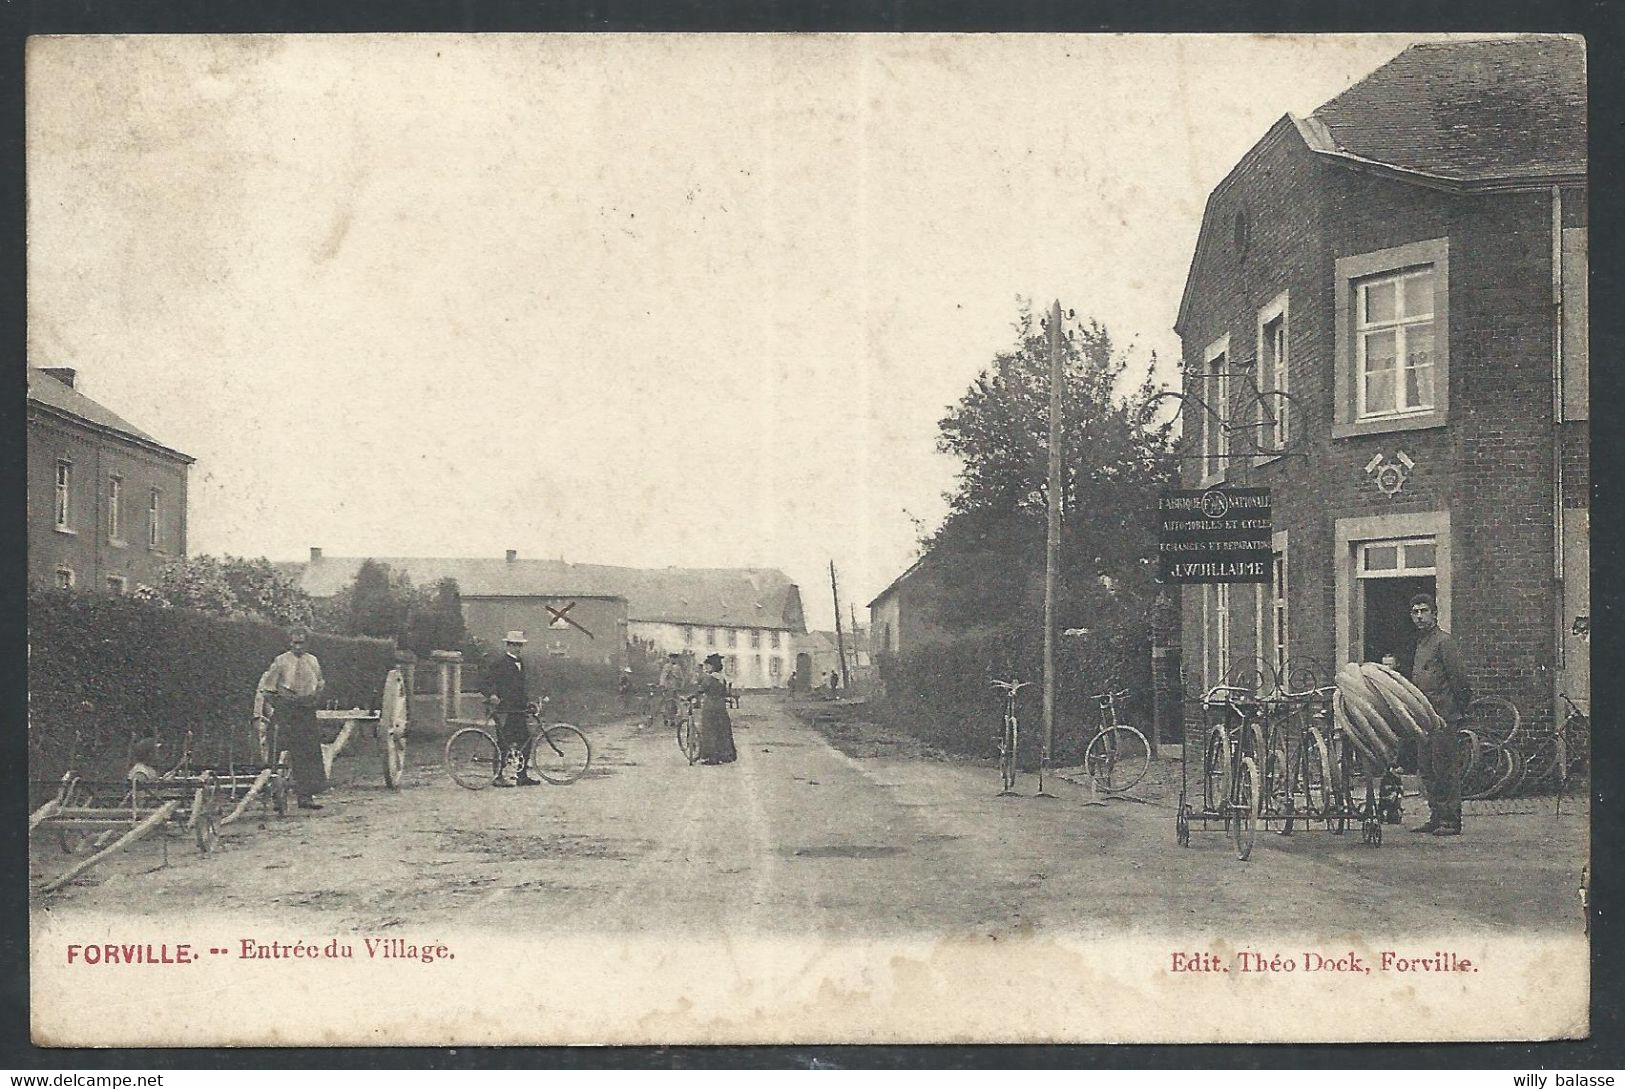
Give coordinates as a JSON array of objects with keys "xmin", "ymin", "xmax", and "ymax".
[{"xmin": 1363, "ymin": 450, "xmax": 1415, "ymax": 496}]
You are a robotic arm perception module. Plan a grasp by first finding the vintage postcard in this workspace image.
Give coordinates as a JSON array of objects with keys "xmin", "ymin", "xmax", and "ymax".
[{"xmin": 25, "ymin": 32, "xmax": 1589, "ymax": 1046}]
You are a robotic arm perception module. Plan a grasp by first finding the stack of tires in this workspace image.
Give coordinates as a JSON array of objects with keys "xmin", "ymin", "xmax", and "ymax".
[{"xmin": 1332, "ymin": 662, "xmax": 1438, "ymax": 770}]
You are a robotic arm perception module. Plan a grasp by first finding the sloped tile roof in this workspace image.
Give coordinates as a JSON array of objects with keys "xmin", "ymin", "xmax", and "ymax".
[
  {"xmin": 281, "ymin": 555, "xmax": 806, "ymax": 632},
  {"xmin": 1309, "ymin": 36, "xmax": 1585, "ymax": 182},
  {"xmin": 27, "ymin": 368, "xmax": 192, "ymax": 460}
]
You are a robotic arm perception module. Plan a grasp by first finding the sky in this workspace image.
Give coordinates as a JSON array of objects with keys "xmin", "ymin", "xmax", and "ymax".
[{"xmin": 27, "ymin": 33, "xmax": 1462, "ymax": 630}]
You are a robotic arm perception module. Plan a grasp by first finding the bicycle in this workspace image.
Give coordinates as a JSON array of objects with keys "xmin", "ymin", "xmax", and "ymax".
[
  {"xmin": 991, "ymin": 678, "xmax": 1030, "ymax": 796},
  {"xmin": 1083, "ymin": 688, "xmax": 1152, "ymax": 794},
  {"xmin": 675, "ymin": 695, "xmax": 700, "ymax": 765},
  {"xmin": 444, "ymin": 699, "xmax": 592, "ymax": 790}
]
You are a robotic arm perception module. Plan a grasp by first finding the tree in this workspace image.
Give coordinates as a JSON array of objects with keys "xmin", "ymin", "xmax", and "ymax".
[
  {"xmin": 926, "ymin": 302, "xmax": 1176, "ymax": 656},
  {"xmin": 219, "ymin": 555, "xmax": 314, "ymax": 627},
  {"xmin": 348, "ymin": 559, "xmax": 406, "ymax": 639},
  {"xmin": 404, "ymin": 577, "xmax": 467, "ymax": 657},
  {"xmin": 140, "ymin": 554, "xmax": 313, "ymax": 627}
]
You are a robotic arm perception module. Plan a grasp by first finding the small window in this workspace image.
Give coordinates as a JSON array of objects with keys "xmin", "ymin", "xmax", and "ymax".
[
  {"xmin": 769, "ymin": 656, "xmax": 783, "ymax": 678},
  {"xmin": 1358, "ymin": 537, "xmax": 1436, "ymax": 579},
  {"xmin": 682, "ymin": 626, "xmax": 693, "ymax": 645},
  {"xmin": 106, "ymin": 575, "xmax": 127, "ymax": 594},
  {"xmin": 1356, "ymin": 268, "xmax": 1435, "ymax": 419},
  {"xmin": 706, "ymin": 628, "xmax": 716, "ymax": 646},
  {"xmin": 55, "ymin": 567, "xmax": 74, "ymax": 590},
  {"xmin": 54, "ymin": 461, "xmax": 72, "ymax": 530},
  {"xmin": 724, "ymin": 655, "xmax": 737, "ymax": 676},
  {"xmin": 148, "ymin": 488, "xmax": 162, "ymax": 548},
  {"xmin": 770, "ymin": 631, "xmax": 781, "ymax": 649},
  {"xmin": 726, "ymin": 629, "xmax": 737, "ymax": 648},
  {"xmin": 1256, "ymin": 292, "xmax": 1289, "ymax": 458},
  {"xmin": 1200, "ymin": 336, "xmax": 1230, "ymax": 484},
  {"xmin": 750, "ymin": 630, "xmax": 761, "ymax": 649}
]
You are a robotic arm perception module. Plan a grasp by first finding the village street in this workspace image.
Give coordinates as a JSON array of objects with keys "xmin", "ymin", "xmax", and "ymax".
[{"xmin": 31, "ymin": 696, "xmax": 1587, "ymax": 939}]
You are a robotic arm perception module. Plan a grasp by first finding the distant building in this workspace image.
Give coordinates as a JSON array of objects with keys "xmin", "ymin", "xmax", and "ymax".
[
  {"xmin": 867, "ymin": 553, "xmax": 954, "ymax": 661},
  {"xmin": 28, "ymin": 368, "xmax": 194, "ymax": 594},
  {"xmin": 1174, "ymin": 37, "xmax": 1587, "ymax": 719},
  {"xmin": 284, "ymin": 551, "xmax": 807, "ymax": 687}
]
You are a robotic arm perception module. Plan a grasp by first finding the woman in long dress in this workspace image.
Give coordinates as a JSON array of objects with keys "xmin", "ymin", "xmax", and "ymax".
[{"xmin": 696, "ymin": 653, "xmax": 737, "ymax": 765}]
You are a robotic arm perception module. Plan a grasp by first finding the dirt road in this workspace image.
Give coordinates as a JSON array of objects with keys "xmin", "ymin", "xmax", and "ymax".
[{"xmin": 31, "ymin": 695, "xmax": 1587, "ymax": 937}]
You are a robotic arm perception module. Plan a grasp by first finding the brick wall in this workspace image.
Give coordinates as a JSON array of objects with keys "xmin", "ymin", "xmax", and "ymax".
[{"xmin": 1176, "ymin": 124, "xmax": 1580, "ymax": 723}]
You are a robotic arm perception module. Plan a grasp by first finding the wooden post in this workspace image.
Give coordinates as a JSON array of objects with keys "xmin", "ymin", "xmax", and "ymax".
[
  {"xmin": 1039, "ymin": 299, "xmax": 1064, "ymax": 798},
  {"xmin": 830, "ymin": 561, "xmax": 851, "ymax": 691}
]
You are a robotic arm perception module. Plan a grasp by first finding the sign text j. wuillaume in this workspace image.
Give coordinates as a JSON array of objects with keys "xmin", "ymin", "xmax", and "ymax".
[{"xmin": 1158, "ymin": 487, "xmax": 1272, "ymax": 584}]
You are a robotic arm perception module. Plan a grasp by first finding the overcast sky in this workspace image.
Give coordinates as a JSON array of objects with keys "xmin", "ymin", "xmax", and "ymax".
[{"xmin": 28, "ymin": 33, "xmax": 1459, "ymax": 629}]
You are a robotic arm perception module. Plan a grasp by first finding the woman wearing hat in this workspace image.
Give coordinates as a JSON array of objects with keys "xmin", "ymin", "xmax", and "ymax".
[{"xmin": 695, "ymin": 653, "xmax": 737, "ymax": 765}]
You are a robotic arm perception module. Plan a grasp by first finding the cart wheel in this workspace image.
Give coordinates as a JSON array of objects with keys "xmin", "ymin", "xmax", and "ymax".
[
  {"xmin": 382, "ymin": 728, "xmax": 407, "ymax": 790},
  {"xmin": 1176, "ymin": 805, "xmax": 1191, "ymax": 848},
  {"xmin": 196, "ymin": 810, "xmax": 220, "ymax": 853},
  {"xmin": 1232, "ymin": 756, "xmax": 1261, "ymax": 861},
  {"xmin": 445, "ymin": 727, "xmax": 501, "ymax": 790}
]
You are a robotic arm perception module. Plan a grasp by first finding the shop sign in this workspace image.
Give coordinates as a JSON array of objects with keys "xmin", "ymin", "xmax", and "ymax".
[{"xmin": 1157, "ymin": 487, "xmax": 1272, "ymax": 584}]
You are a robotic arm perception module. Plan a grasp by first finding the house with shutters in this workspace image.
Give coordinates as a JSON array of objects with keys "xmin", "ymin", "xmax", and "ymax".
[{"xmin": 1173, "ymin": 36, "xmax": 1587, "ymax": 725}]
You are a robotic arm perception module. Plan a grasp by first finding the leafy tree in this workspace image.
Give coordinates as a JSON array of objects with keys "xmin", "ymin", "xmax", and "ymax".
[
  {"xmin": 403, "ymin": 577, "xmax": 467, "ymax": 657},
  {"xmin": 348, "ymin": 558, "xmax": 406, "ymax": 639},
  {"xmin": 219, "ymin": 555, "xmax": 314, "ymax": 627},
  {"xmin": 148, "ymin": 555, "xmax": 240, "ymax": 616},
  {"xmin": 925, "ymin": 303, "xmax": 1176, "ymax": 657},
  {"xmin": 141, "ymin": 554, "xmax": 313, "ymax": 627}
]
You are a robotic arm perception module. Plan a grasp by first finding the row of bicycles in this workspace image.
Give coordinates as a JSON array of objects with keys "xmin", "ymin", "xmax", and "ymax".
[{"xmin": 1182, "ymin": 658, "xmax": 1591, "ymax": 859}]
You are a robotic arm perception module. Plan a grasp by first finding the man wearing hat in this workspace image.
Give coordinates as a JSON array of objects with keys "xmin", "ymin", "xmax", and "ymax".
[{"xmin": 482, "ymin": 631, "xmax": 536, "ymax": 787}]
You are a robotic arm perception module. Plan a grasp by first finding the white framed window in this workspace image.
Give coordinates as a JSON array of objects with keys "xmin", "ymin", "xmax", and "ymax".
[
  {"xmin": 54, "ymin": 460, "xmax": 73, "ymax": 531},
  {"xmin": 726, "ymin": 629, "xmax": 737, "ymax": 648},
  {"xmin": 749, "ymin": 629, "xmax": 761, "ymax": 649},
  {"xmin": 106, "ymin": 575, "xmax": 127, "ymax": 594},
  {"xmin": 769, "ymin": 656, "xmax": 783, "ymax": 679},
  {"xmin": 724, "ymin": 654, "xmax": 737, "ymax": 677},
  {"xmin": 1201, "ymin": 335, "xmax": 1230, "ymax": 484},
  {"xmin": 1256, "ymin": 292, "xmax": 1289, "ymax": 458},
  {"xmin": 1357, "ymin": 537, "xmax": 1437, "ymax": 579},
  {"xmin": 770, "ymin": 631, "xmax": 781, "ymax": 649},
  {"xmin": 107, "ymin": 475, "xmax": 123, "ymax": 542},
  {"xmin": 1272, "ymin": 543, "xmax": 1289, "ymax": 679},
  {"xmin": 55, "ymin": 567, "xmax": 75, "ymax": 590},
  {"xmin": 1334, "ymin": 237, "xmax": 1449, "ymax": 438},
  {"xmin": 1356, "ymin": 267, "xmax": 1436, "ymax": 420},
  {"xmin": 148, "ymin": 488, "xmax": 161, "ymax": 548},
  {"xmin": 706, "ymin": 628, "xmax": 716, "ymax": 646}
]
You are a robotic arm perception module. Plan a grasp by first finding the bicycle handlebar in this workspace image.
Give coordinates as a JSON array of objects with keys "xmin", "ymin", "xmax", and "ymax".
[
  {"xmin": 1091, "ymin": 688, "xmax": 1130, "ymax": 703},
  {"xmin": 990, "ymin": 679, "xmax": 1031, "ymax": 694}
]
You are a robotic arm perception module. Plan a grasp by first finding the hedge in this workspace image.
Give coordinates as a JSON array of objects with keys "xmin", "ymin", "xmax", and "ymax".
[
  {"xmin": 874, "ymin": 629, "xmax": 1154, "ymax": 766},
  {"xmin": 28, "ymin": 589, "xmax": 395, "ymax": 788}
]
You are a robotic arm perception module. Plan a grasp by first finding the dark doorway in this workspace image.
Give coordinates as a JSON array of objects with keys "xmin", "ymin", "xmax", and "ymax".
[
  {"xmin": 1362, "ymin": 574, "xmax": 1434, "ymax": 771},
  {"xmin": 794, "ymin": 652, "xmax": 812, "ymax": 691},
  {"xmin": 1362, "ymin": 575, "xmax": 1434, "ymax": 670}
]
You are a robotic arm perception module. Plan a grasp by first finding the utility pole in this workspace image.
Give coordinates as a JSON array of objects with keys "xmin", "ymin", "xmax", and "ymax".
[
  {"xmin": 830, "ymin": 561, "xmax": 852, "ymax": 692},
  {"xmin": 1039, "ymin": 298, "xmax": 1064, "ymax": 799}
]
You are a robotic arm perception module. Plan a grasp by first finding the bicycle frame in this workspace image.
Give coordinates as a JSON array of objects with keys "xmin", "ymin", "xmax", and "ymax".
[{"xmin": 991, "ymin": 679, "xmax": 1029, "ymax": 796}]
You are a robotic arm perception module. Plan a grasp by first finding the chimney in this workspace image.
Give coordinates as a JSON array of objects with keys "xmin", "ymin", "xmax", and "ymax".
[
  {"xmin": 42, "ymin": 367, "xmax": 77, "ymax": 389},
  {"xmin": 506, "ymin": 549, "xmax": 517, "ymax": 563},
  {"xmin": 309, "ymin": 547, "xmax": 323, "ymax": 562}
]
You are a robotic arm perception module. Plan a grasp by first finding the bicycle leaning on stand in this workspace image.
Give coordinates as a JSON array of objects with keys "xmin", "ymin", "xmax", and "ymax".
[
  {"xmin": 444, "ymin": 698, "xmax": 593, "ymax": 790},
  {"xmin": 991, "ymin": 678, "xmax": 1030, "ymax": 796},
  {"xmin": 1083, "ymin": 687, "xmax": 1152, "ymax": 795}
]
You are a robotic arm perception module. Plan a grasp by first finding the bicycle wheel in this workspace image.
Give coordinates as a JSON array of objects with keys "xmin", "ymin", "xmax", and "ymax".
[
  {"xmin": 445, "ymin": 727, "xmax": 500, "ymax": 790},
  {"xmin": 1563, "ymin": 710, "xmax": 1590, "ymax": 778},
  {"xmin": 529, "ymin": 725, "xmax": 592, "ymax": 785},
  {"xmin": 1232, "ymin": 755, "xmax": 1261, "ymax": 861},
  {"xmin": 682, "ymin": 714, "xmax": 701, "ymax": 765},
  {"xmin": 1519, "ymin": 733, "xmax": 1560, "ymax": 790},
  {"xmin": 1202, "ymin": 726, "xmax": 1231, "ymax": 814},
  {"xmin": 999, "ymin": 715, "xmax": 1018, "ymax": 792},
  {"xmin": 1264, "ymin": 744, "xmax": 1290, "ymax": 818},
  {"xmin": 1297, "ymin": 727, "xmax": 1333, "ymax": 818},
  {"xmin": 1463, "ymin": 696, "xmax": 1521, "ymax": 747},
  {"xmin": 1084, "ymin": 725, "xmax": 1151, "ymax": 793}
]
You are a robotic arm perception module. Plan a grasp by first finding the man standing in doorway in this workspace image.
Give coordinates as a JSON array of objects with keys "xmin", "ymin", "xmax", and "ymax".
[
  {"xmin": 259, "ymin": 626, "xmax": 327, "ymax": 810},
  {"xmin": 483, "ymin": 632, "xmax": 535, "ymax": 788},
  {"xmin": 1410, "ymin": 594, "xmax": 1471, "ymax": 836}
]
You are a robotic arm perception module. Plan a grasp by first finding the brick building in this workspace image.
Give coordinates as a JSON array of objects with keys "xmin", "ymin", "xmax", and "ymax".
[
  {"xmin": 28, "ymin": 368, "xmax": 194, "ymax": 593},
  {"xmin": 1174, "ymin": 37, "xmax": 1587, "ymax": 724}
]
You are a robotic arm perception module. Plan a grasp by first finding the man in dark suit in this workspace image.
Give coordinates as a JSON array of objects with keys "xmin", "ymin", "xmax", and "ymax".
[
  {"xmin": 482, "ymin": 631, "xmax": 535, "ymax": 787},
  {"xmin": 1409, "ymin": 594, "xmax": 1471, "ymax": 836}
]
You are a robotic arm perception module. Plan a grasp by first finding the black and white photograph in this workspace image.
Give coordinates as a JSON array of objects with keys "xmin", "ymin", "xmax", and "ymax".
[{"xmin": 24, "ymin": 31, "xmax": 1590, "ymax": 1045}]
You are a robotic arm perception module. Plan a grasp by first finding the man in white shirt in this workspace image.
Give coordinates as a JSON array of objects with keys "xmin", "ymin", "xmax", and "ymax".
[{"xmin": 259, "ymin": 626, "xmax": 327, "ymax": 809}]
